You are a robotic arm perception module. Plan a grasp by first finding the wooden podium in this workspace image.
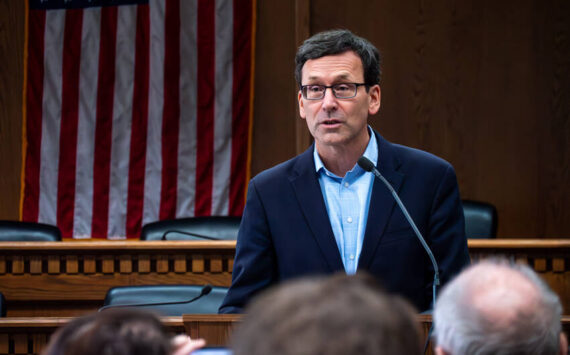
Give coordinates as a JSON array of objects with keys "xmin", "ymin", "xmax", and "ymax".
[
  {"xmin": 183, "ymin": 314, "xmax": 241, "ymax": 346},
  {"xmin": 182, "ymin": 314, "xmax": 435, "ymax": 354}
]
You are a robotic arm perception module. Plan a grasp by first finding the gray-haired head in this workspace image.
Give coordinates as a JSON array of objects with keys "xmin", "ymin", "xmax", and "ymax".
[
  {"xmin": 433, "ymin": 259, "xmax": 565, "ymax": 355},
  {"xmin": 295, "ymin": 29, "xmax": 381, "ymax": 88}
]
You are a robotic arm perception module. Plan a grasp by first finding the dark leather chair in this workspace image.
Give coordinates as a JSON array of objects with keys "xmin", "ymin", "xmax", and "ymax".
[
  {"xmin": 140, "ymin": 216, "xmax": 241, "ymax": 240},
  {"xmin": 462, "ymin": 200, "xmax": 498, "ymax": 239},
  {"xmin": 0, "ymin": 220, "xmax": 62, "ymax": 241},
  {"xmin": 0, "ymin": 292, "xmax": 6, "ymax": 317},
  {"xmin": 103, "ymin": 285, "xmax": 228, "ymax": 315}
]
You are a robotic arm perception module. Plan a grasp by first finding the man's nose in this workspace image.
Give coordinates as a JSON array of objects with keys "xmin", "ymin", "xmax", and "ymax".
[{"xmin": 321, "ymin": 87, "xmax": 338, "ymax": 111}]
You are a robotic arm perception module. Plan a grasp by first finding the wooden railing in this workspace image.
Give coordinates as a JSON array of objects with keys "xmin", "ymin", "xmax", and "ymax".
[
  {"xmin": 1, "ymin": 239, "xmax": 570, "ymax": 316},
  {"xmin": 0, "ymin": 316, "xmax": 186, "ymax": 355},
  {"xmin": 3, "ymin": 314, "xmax": 570, "ymax": 355},
  {"xmin": 0, "ymin": 241, "xmax": 235, "ymax": 316}
]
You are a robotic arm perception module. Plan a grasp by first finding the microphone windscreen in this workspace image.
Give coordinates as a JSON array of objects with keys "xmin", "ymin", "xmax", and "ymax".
[
  {"xmin": 357, "ymin": 156, "xmax": 375, "ymax": 172},
  {"xmin": 202, "ymin": 285, "xmax": 213, "ymax": 296}
]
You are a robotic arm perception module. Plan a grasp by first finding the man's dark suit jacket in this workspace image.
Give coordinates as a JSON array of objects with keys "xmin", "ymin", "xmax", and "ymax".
[{"xmin": 219, "ymin": 130, "xmax": 470, "ymax": 313}]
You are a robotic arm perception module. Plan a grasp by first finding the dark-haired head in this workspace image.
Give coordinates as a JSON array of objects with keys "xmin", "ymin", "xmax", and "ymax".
[
  {"xmin": 295, "ymin": 29, "xmax": 382, "ymax": 88},
  {"xmin": 42, "ymin": 309, "xmax": 172, "ymax": 355}
]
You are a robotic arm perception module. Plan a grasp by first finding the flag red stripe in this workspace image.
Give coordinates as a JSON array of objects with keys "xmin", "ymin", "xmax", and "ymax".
[
  {"xmin": 91, "ymin": 6, "xmax": 118, "ymax": 238},
  {"xmin": 229, "ymin": 0, "xmax": 252, "ymax": 215},
  {"xmin": 126, "ymin": 4, "xmax": 150, "ymax": 238},
  {"xmin": 195, "ymin": 0, "xmax": 215, "ymax": 216},
  {"xmin": 158, "ymin": 0, "xmax": 181, "ymax": 220},
  {"xmin": 57, "ymin": 9, "xmax": 83, "ymax": 237},
  {"xmin": 22, "ymin": 9, "xmax": 46, "ymax": 223}
]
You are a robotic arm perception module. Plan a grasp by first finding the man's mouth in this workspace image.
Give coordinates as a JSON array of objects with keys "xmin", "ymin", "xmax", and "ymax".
[{"xmin": 321, "ymin": 119, "xmax": 342, "ymax": 126}]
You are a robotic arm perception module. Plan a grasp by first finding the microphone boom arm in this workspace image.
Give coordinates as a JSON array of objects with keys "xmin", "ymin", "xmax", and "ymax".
[{"xmin": 358, "ymin": 156, "xmax": 440, "ymax": 306}]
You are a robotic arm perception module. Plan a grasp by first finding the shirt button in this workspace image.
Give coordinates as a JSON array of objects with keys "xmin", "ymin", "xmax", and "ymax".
[
  {"xmin": 347, "ymin": 217, "xmax": 353, "ymax": 223},
  {"xmin": 344, "ymin": 182, "xmax": 349, "ymax": 187},
  {"xmin": 349, "ymin": 254, "xmax": 355, "ymax": 260}
]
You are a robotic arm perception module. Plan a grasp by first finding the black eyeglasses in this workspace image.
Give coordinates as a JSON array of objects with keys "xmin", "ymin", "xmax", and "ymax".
[{"xmin": 300, "ymin": 83, "xmax": 368, "ymax": 100}]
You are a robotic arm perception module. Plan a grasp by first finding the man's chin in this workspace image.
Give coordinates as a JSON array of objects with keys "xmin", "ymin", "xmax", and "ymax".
[{"xmin": 315, "ymin": 134, "xmax": 351, "ymax": 148}]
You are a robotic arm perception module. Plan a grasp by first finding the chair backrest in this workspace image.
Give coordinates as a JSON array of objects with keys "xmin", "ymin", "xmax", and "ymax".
[
  {"xmin": 462, "ymin": 200, "xmax": 498, "ymax": 239},
  {"xmin": 0, "ymin": 292, "xmax": 6, "ymax": 317},
  {"xmin": 140, "ymin": 216, "xmax": 241, "ymax": 240},
  {"xmin": 0, "ymin": 221, "xmax": 62, "ymax": 241},
  {"xmin": 103, "ymin": 285, "xmax": 228, "ymax": 315}
]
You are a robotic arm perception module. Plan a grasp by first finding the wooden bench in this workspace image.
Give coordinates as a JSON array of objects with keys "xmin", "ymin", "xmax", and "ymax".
[
  {"xmin": 1, "ymin": 239, "xmax": 570, "ymax": 316},
  {"xmin": 0, "ymin": 241, "xmax": 235, "ymax": 316}
]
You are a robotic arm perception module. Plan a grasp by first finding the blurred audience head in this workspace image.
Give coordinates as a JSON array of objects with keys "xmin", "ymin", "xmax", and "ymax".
[
  {"xmin": 231, "ymin": 272, "xmax": 422, "ymax": 355},
  {"xmin": 433, "ymin": 259, "xmax": 567, "ymax": 355},
  {"xmin": 42, "ymin": 308, "xmax": 204, "ymax": 355}
]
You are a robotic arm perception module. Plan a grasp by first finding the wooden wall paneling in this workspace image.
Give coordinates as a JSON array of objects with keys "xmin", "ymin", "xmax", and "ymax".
[
  {"xmin": 310, "ymin": 0, "xmax": 569, "ymax": 237},
  {"xmin": 294, "ymin": 0, "xmax": 313, "ymax": 154},
  {"xmin": 472, "ymin": 1, "xmax": 539, "ymax": 238},
  {"xmin": 0, "ymin": 334, "xmax": 7, "ymax": 354},
  {"xmin": 13, "ymin": 333, "xmax": 27, "ymax": 354},
  {"xmin": 250, "ymin": 1, "xmax": 299, "ymax": 176},
  {"xmin": 534, "ymin": 0, "xmax": 570, "ymax": 237},
  {"xmin": 0, "ymin": 0, "xmax": 25, "ymax": 220},
  {"xmin": 32, "ymin": 334, "xmax": 49, "ymax": 355}
]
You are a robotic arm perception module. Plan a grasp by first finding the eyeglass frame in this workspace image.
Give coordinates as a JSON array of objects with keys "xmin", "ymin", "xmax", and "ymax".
[{"xmin": 299, "ymin": 82, "xmax": 369, "ymax": 100}]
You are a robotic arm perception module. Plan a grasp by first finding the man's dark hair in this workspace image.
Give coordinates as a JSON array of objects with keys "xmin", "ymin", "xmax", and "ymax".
[
  {"xmin": 295, "ymin": 29, "xmax": 382, "ymax": 87},
  {"xmin": 231, "ymin": 273, "xmax": 421, "ymax": 355},
  {"xmin": 42, "ymin": 309, "xmax": 173, "ymax": 355}
]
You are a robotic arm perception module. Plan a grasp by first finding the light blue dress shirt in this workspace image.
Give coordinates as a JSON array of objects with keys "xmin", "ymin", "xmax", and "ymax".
[{"xmin": 314, "ymin": 127, "xmax": 378, "ymax": 274}]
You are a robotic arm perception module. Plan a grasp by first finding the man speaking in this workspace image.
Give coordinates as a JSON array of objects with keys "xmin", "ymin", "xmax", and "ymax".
[{"xmin": 219, "ymin": 29, "xmax": 469, "ymax": 313}]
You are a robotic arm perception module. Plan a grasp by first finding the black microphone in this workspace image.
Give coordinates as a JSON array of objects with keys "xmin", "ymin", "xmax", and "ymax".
[
  {"xmin": 357, "ymin": 156, "xmax": 440, "ymax": 305},
  {"xmin": 161, "ymin": 230, "xmax": 220, "ymax": 241},
  {"xmin": 98, "ymin": 284, "xmax": 213, "ymax": 312}
]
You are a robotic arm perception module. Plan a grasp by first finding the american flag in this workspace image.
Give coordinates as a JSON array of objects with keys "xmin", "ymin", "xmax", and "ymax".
[{"xmin": 21, "ymin": 0, "xmax": 254, "ymax": 239}]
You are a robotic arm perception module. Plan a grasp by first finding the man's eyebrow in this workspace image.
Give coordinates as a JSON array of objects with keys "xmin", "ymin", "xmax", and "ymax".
[{"xmin": 305, "ymin": 73, "xmax": 352, "ymax": 82}]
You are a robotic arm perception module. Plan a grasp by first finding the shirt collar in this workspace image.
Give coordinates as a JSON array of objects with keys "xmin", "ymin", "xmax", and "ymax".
[{"xmin": 314, "ymin": 126, "xmax": 379, "ymax": 175}]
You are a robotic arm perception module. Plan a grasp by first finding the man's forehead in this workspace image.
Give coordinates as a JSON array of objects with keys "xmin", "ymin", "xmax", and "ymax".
[
  {"xmin": 301, "ymin": 51, "xmax": 364, "ymax": 82},
  {"xmin": 305, "ymin": 72, "xmax": 351, "ymax": 81}
]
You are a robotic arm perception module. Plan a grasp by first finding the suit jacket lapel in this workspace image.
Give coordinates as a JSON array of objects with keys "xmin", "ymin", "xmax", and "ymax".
[
  {"xmin": 290, "ymin": 146, "xmax": 345, "ymax": 272},
  {"xmin": 358, "ymin": 132, "xmax": 405, "ymax": 270}
]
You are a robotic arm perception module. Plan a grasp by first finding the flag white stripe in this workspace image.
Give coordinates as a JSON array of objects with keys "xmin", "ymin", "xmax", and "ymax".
[
  {"xmin": 27, "ymin": 2, "xmax": 251, "ymax": 238},
  {"xmin": 212, "ymin": 0, "xmax": 233, "ymax": 215},
  {"xmin": 38, "ymin": 10, "xmax": 66, "ymax": 225},
  {"xmin": 176, "ymin": 0, "xmax": 198, "ymax": 218},
  {"xmin": 107, "ymin": 5, "xmax": 137, "ymax": 239},
  {"xmin": 73, "ymin": 8, "xmax": 101, "ymax": 238},
  {"xmin": 143, "ymin": 0, "xmax": 166, "ymax": 225}
]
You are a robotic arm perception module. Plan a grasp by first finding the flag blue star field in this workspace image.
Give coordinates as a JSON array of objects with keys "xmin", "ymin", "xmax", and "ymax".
[{"xmin": 22, "ymin": 0, "xmax": 255, "ymax": 238}]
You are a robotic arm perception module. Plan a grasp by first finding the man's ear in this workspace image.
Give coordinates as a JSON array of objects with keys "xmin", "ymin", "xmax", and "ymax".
[
  {"xmin": 368, "ymin": 84, "xmax": 381, "ymax": 115},
  {"xmin": 559, "ymin": 332, "xmax": 568, "ymax": 355},
  {"xmin": 298, "ymin": 90, "xmax": 306, "ymax": 119}
]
